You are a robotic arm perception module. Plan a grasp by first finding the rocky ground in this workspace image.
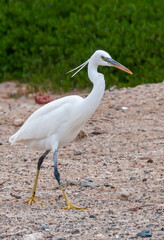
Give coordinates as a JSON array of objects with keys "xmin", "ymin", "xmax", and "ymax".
[{"xmin": 0, "ymin": 81, "xmax": 164, "ymax": 240}]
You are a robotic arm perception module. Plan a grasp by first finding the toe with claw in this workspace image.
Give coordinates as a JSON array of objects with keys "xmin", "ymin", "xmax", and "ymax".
[
  {"xmin": 25, "ymin": 196, "xmax": 45, "ymax": 206},
  {"xmin": 63, "ymin": 202, "xmax": 88, "ymax": 210}
]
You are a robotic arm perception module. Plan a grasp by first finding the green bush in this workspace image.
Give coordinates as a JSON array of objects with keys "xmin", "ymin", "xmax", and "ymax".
[{"xmin": 0, "ymin": 0, "xmax": 163, "ymax": 91}]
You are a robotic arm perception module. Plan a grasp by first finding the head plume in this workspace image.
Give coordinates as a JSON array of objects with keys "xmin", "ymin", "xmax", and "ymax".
[{"xmin": 66, "ymin": 59, "xmax": 90, "ymax": 77}]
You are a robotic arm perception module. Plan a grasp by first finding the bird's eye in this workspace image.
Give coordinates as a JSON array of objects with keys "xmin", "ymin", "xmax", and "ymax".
[{"xmin": 101, "ymin": 56, "xmax": 105, "ymax": 60}]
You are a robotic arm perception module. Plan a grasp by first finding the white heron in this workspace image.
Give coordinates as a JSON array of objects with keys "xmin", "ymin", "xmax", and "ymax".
[{"xmin": 9, "ymin": 50, "xmax": 132, "ymax": 210}]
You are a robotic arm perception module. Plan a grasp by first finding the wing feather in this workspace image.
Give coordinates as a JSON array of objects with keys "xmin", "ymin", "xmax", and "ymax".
[{"xmin": 9, "ymin": 95, "xmax": 83, "ymax": 144}]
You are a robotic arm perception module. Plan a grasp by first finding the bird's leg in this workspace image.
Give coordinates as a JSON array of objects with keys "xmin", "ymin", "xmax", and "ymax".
[
  {"xmin": 25, "ymin": 150, "xmax": 50, "ymax": 206},
  {"xmin": 53, "ymin": 151, "xmax": 88, "ymax": 210}
]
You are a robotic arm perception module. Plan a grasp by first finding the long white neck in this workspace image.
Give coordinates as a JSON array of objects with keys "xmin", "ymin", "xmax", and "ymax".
[{"xmin": 80, "ymin": 60, "xmax": 105, "ymax": 118}]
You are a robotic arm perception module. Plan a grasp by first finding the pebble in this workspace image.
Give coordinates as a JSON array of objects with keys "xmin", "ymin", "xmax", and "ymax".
[
  {"xmin": 24, "ymin": 158, "xmax": 28, "ymax": 162},
  {"xmin": 74, "ymin": 151, "xmax": 82, "ymax": 155},
  {"xmin": 23, "ymin": 232, "xmax": 44, "ymax": 240},
  {"xmin": 66, "ymin": 178, "xmax": 78, "ymax": 186},
  {"xmin": 122, "ymin": 106, "xmax": 128, "ymax": 110},
  {"xmin": 0, "ymin": 142, "xmax": 2, "ymax": 145},
  {"xmin": 25, "ymin": 180, "xmax": 30, "ymax": 185},
  {"xmin": 104, "ymin": 183, "xmax": 110, "ymax": 187},
  {"xmin": 76, "ymin": 130, "xmax": 87, "ymax": 139},
  {"xmin": 108, "ymin": 209, "xmax": 114, "ymax": 214},
  {"xmin": 142, "ymin": 178, "xmax": 147, "ymax": 182},
  {"xmin": 117, "ymin": 168, "xmax": 122, "ymax": 172},
  {"xmin": 106, "ymin": 227, "xmax": 112, "ymax": 231},
  {"xmin": 89, "ymin": 214, "xmax": 97, "ymax": 219},
  {"xmin": 147, "ymin": 158, "xmax": 154, "ymax": 163},
  {"xmin": 13, "ymin": 118, "xmax": 24, "ymax": 127},
  {"xmin": 41, "ymin": 224, "xmax": 50, "ymax": 230},
  {"xmin": 80, "ymin": 179, "xmax": 99, "ymax": 188},
  {"xmin": 157, "ymin": 232, "xmax": 164, "ymax": 236},
  {"xmin": 95, "ymin": 233, "xmax": 106, "ymax": 239},
  {"xmin": 130, "ymin": 176, "xmax": 136, "ymax": 180},
  {"xmin": 84, "ymin": 178, "xmax": 92, "ymax": 182},
  {"xmin": 71, "ymin": 229, "xmax": 80, "ymax": 234},
  {"xmin": 116, "ymin": 107, "xmax": 121, "ymax": 110},
  {"xmin": 136, "ymin": 229, "xmax": 152, "ymax": 238},
  {"xmin": 119, "ymin": 189, "xmax": 131, "ymax": 200},
  {"xmin": 146, "ymin": 223, "xmax": 154, "ymax": 227}
]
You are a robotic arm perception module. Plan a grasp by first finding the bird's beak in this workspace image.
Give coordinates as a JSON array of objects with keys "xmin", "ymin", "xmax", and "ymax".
[{"xmin": 105, "ymin": 58, "xmax": 133, "ymax": 75}]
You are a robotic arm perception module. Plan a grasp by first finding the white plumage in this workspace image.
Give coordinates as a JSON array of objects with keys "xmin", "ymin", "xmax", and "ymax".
[
  {"xmin": 9, "ymin": 50, "xmax": 132, "ymax": 209},
  {"xmin": 9, "ymin": 50, "xmax": 132, "ymax": 153},
  {"xmin": 9, "ymin": 96, "xmax": 82, "ymax": 150}
]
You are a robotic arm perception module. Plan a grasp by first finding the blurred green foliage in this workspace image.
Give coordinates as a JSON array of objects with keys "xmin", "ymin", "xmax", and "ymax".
[{"xmin": 0, "ymin": 0, "xmax": 164, "ymax": 91}]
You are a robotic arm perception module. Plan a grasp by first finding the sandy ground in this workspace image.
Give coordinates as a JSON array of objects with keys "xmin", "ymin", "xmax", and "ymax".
[{"xmin": 0, "ymin": 81, "xmax": 164, "ymax": 240}]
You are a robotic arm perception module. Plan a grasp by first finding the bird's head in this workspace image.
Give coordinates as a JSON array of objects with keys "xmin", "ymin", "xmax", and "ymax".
[
  {"xmin": 66, "ymin": 49, "xmax": 132, "ymax": 77},
  {"xmin": 91, "ymin": 50, "xmax": 132, "ymax": 74}
]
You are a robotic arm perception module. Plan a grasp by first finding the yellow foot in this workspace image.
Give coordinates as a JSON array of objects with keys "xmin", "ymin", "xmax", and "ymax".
[
  {"xmin": 25, "ymin": 196, "xmax": 46, "ymax": 206},
  {"xmin": 63, "ymin": 202, "xmax": 88, "ymax": 210}
]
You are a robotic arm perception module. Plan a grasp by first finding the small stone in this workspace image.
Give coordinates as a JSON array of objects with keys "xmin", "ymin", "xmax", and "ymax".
[
  {"xmin": 104, "ymin": 183, "xmax": 110, "ymax": 187},
  {"xmin": 89, "ymin": 214, "xmax": 97, "ymax": 219},
  {"xmin": 71, "ymin": 229, "xmax": 80, "ymax": 234},
  {"xmin": 136, "ymin": 229, "xmax": 152, "ymax": 238},
  {"xmin": 142, "ymin": 178, "xmax": 147, "ymax": 182},
  {"xmin": 117, "ymin": 168, "xmax": 122, "ymax": 172},
  {"xmin": 106, "ymin": 227, "xmax": 112, "ymax": 231},
  {"xmin": 66, "ymin": 178, "xmax": 78, "ymax": 186},
  {"xmin": 130, "ymin": 176, "xmax": 136, "ymax": 180},
  {"xmin": 23, "ymin": 232, "xmax": 44, "ymax": 240},
  {"xmin": 147, "ymin": 158, "xmax": 154, "ymax": 163},
  {"xmin": 96, "ymin": 233, "xmax": 106, "ymax": 239},
  {"xmin": 10, "ymin": 192, "xmax": 21, "ymax": 199},
  {"xmin": 76, "ymin": 130, "xmax": 87, "ymax": 140},
  {"xmin": 0, "ymin": 142, "xmax": 2, "ymax": 145},
  {"xmin": 25, "ymin": 181, "xmax": 30, "ymax": 185},
  {"xmin": 14, "ymin": 118, "xmax": 24, "ymax": 127},
  {"xmin": 74, "ymin": 151, "xmax": 82, "ymax": 156},
  {"xmin": 35, "ymin": 93, "xmax": 54, "ymax": 104},
  {"xmin": 146, "ymin": 223, "xmax": 154, "ymax": 227},
  {"xmin": 24, "ymin": 158, "xmax": 28, "ymax": 162},
  {"xmin": 144, "ymin": 170, "xmax": 150, "ymax": 174},
  {"xmin": 108, "ymin": 209, "xmax": 114, "ymax": 214},
  {"xmin": 116, "ymin": 107, "xmax": 121, "ymax": 110},
  {"xmin": 49, "ymin": 224, "xmax": 57, "ymax": 230},
  {"xmin": 120, "ymin": 189, "xmax": 130, "ymax": 200},
  {"xmin": 41, "ymin": 224, "xmax": 50, "ymax": 230},
  {"xmin": 84, "ymin": 178, "xmax": 92, "ymax": 182},
  {"xmin": 157, "ymin": 232, "xmax": 164, "ymax": 236},
  {"xmin": 122, "ymin": 106, "xmax": 128, "ymax": 110},
  {"xmin": 80, "ymin": 179, "xmax": 99, "ymax": 188}
]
